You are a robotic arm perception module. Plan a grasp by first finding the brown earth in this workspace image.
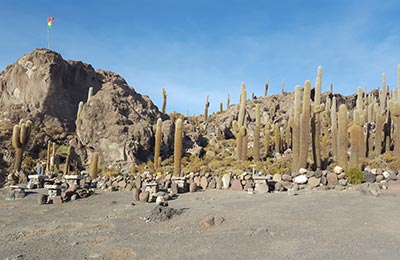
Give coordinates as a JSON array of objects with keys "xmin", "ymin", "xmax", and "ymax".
[{"xmin": 0, "ymin": 188, "xmax": 399, "ymax": 260}]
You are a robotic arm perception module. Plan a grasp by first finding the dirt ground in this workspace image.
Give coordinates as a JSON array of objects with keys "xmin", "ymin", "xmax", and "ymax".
[{"xmin": 0, "ymin": 187, "xmax": 399, "ymax": 260}]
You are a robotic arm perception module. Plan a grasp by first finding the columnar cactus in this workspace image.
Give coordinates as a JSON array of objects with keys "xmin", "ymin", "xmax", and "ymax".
[
  {"xmin": 64, "ymin": 146, "xmax": 72, "ymax": 175},
  {"xmin": 204, "ymin": 96, "xmax": 210, "ymax": 120},
  {"xmin": 265, "ymin": 80, "xmax": 269, "ymax": 97},
  {"xmin": 380, "ymin": 73, "xmax": 387, "ymax": 110},
  {"xmin": 77, "ymin": 101, "xmax": 84, "ymax": 119},
  {"xmin": 87, "ymin": 87, "xmax": 93, "ymax": 103},
  {"xmin": 253, "ymin": 104, "xmax": 260, "ymax": 162},
  {"xmin": 384, "ymin": 110, "xmax": 391, "ymax": 153},
  {"xmin": 242, "ymin": 129, "xmax": 248, "ymax": 160},
  {"xmin": 375, "ymin": 110, "xmax": 385, "ymax": 154},
  {"xmin": 220, "ymin": 102, "xmax": 223, "ymax": 113},
  {"xmin": 264, "ymin": 117, "xmax": 271, "ymax": 157},
  {"xmin": 338, "ymin": 104, "xmax": 348, "ymax": 171},
  {"xmin": 349, "ymin": 123, "xmax": 363, "ymax": 169},
  {"xmin": 227, "ymin": 94, "xmax": 230, "ymax": 109},
  {"xmin": 312, "ymin": 66, "xmax": 322, "ymax": 169},
  {"xmin": 50, "ymin": 142, "xmax": 56, "ymax": 172},
  {"xmin": 291, "ymin": 86, "xmax": 302, "ymax": 171},
  {"xmin": 274, "ymin": 122, "xmax": 281, "ymax": 153},
  {"xmin": 45, "ymin": 141, "xmax": 51, "ymax": 173},
  {"xmin": 238, "ymin": 83, "xmax": 247, "ymax": 127},
  {"xmin": 173, "ymin": 118, "xmax": 183, "ymax": 176},
  {"xmin": 281, "ymin": 80, "xmax": 285, "ymax": 95},
  {"xmin": 298, "ymin": 80, "xmax": 311, "ymax": 169},
  {"xmin": 90, "ymin": 152, "xmax": 99, "ymax": 179},
  {"xmin": 12, "ymin": 119, "xmax": 32, "ymax": 171},
  {"xmin": 162, "ymin": 88, "xmax": 167, "ymax": 114},
  {"xmin": 331, "ymin": 97, "xmax": 338, "ymax": 159},
  {"xmin": 154, "ymin": 118, "xmax": 162, "ymax": 169},
  {"xmin": 389, "ymin": 99, "xmax": 400, "ymax": 157}
]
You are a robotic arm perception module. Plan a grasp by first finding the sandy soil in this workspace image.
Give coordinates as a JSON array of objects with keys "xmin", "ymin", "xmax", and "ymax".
[{"xmin": 0, "ymin": 188, "xmax": 399, "ymax": 260}]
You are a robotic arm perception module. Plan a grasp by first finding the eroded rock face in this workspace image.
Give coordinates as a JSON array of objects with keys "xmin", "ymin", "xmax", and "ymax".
[{"xmin": 75, "ymin": 71, "xmax": 163, "ymax": 169}]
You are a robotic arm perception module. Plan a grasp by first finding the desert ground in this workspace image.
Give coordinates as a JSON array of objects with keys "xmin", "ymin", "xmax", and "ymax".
[{"xmin": 1, "ymin": 188, "xmax": 399, "ymax": 260}]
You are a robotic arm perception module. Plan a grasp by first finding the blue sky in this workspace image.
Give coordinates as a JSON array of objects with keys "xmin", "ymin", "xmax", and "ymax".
[{"xmin": 1, "ymin": 0, "xmax": 400, "ymax": 114}]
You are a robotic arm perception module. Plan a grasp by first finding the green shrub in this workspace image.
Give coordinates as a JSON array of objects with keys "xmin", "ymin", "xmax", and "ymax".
[{"xmin": 346, "ymin": 168, "xmax": 365, "ymax": 184}]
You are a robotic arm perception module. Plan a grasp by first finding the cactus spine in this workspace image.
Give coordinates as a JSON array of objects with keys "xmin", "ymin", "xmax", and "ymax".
[
  {"xmin": 173, "ymin": 118, "xmax": 183, "ymax": 176},
  {"xmin": 12, "ymin": 119, "xmax": 32, "ymax": 171},
  {"xmin": 298, "ymin": 80, "xmax": 311, "ymax": 169},
  {"xmin": 204, "ymin": 96, "xmax": 210, "ymax": 120},
  {"xmin": 90, "ymin": 152, "xmax": 99, "ymax": 179},
  {"xmin": 162, "ymin": 88, "xmax": 167, "ymax": 114},
  {"xmin": 154, "ymin": 118, "xmax": 162, "ymax": 169},
  {"xmin": 338, "ymin": 104, "xmax": 348, "ymax": 171},
  {"xmin": 253, "ymin": 104, "xmax": 260, "ymax": 162}
]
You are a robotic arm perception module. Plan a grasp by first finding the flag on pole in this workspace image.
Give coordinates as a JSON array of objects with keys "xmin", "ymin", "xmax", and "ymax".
[{"xmin": 48, "ymin": 17, "xmax": 55, "ymax": 29}]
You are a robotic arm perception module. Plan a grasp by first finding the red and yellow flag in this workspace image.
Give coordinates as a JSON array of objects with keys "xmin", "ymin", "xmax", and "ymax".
[{"xmin": 48, "ymin": 17, "xmax": 55, "ymax": 29}]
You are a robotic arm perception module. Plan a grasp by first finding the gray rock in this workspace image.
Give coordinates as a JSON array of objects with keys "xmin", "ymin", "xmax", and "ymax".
[
  {"xmin": 338, "ymin": 179, "xmax": 347, "ymax": 186},
  {"xmin": 139, "ymin": 191, "xmax": 150, "ymax": 202},
  {"xmin": 327, "ymin": 173, "xmax": 338, "ymax": 187},
  {"xmin": 208, "ymin": 178, "xmax": 216, "ymax": 189},
  {"xmin": 222, "ymin": 174, "xmax": 231, "ymax": 189},
  {"xmin": 363, "ymin": 171, "xmax": 376, "ymax": 183},
  {"xmin": 307, "ymin": 177, "xmax": 320, "ymax": 188},
  {"xmin": 376, "ymin": 175, "xmax": 384, "ymax": 182}
]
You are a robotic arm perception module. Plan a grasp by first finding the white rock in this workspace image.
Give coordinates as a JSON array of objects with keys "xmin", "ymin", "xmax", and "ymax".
[
  {"xmin": 334, "ymin": 166, "xmax": 343, "ymax": 174},
  {"xmin": 382, "ymin": 171, "xmax": 390, "ymax": 179},
  {"xmin": 222, "ymin": 173, "xmax": 231, "ymax": 189},
  {"xmin": 293, "ymin": 174, "xmax": 308, "ymax": 184},
  {"xmin": 299, "ymin": 168, "xmax": 308, "ymax": 174},
  {"xmin": 371, "ymin": 168, "xmax": 377, "ymax": 175}
]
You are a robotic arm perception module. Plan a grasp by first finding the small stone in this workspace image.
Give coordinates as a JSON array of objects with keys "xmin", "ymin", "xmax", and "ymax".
[
  {"xmin": 274, "ymin": 182, "xmax": 283, "ymax": 192},
  {"xmin": 281, "ymin": 181, "xmax": 294, "ymax": 190},
  {"xmin": 299, "ymin": 168, "xmax": 308, "ymax": 174},
  {"xmin": 314, "ymin": 170, "xmax": 323, "ymax": 178},
  {"xmin": 200, "ymin": 216, "xmax": 215, "ymax": 228},
  {"xmin": 171, "ymin": 182, "xmax": 179, "ymax": 195},
  {"xmin": 376, "ymin": 175, "xmax": 384, "ymax": 182},
  {"xmin": 222, "ymin": 174, "xmax": 231, "ymax": 189},
  {"xmin": 287, "ymin": 188, "xmax": 297, "ymax": 196},
  {"xmin": 281, "ymin": 174, "xmax": 292, "ymax": 182},
  {"xmin": 272, "ymin": 174, "xmax": 282, "ymax": 182},
  {"xmin": 307, "ymin": 177, "xmax": 320, "ymax": 188},
  {"xmin": 200, "ymin": 176, "xmax": 208, "ymax": 190},
  {"xmin": 338, "ymin": 179, "xmax": 347, "ymax": 186},
  {"xmin": 118, "ymin": 180, "xmax": 127, "ymax": 189},
  {"xmin": 71, "ymin": 194, "xmax": 78, "ymax": 201},
  {"xmin": 369, "ymin": 183, "xmax": 381, "ymax": 196},
  {"xmin": 194, "ymin": 176, "xmax": 201, "ymax": 186},
  {"xmin": 189, "ymin": 182, "xmax": 197, "ymax": 193},
  {"xmin": 215, "ymin": 177, "xmax": 222, "ymax": 189},
  {"xmin": 306, "ymin": 171, "xmax": 315, "ymax": 178},
  {"xmin": 132, "ymin": 188, "xmax": 140, "ymax": 202},
  {"xmin": 156, "ymin": 196, "xmax": 167, "ymax": 206},
  {"xmin": 255, "ymin": 182, "xmax": 269, "ymax": 194},
  {"xmin": 321, "ymin": 176, "xmax": 327, "ymax": 186},
  {"xmin": 214, "ymin": 216, "xmax": 225, "ymax": 226},
  {"xmin": 363, "ymin": 171, "xmax": 376, "ymax": 183},
  {"xmin": 370, "ymin": 168, "xmax": 377, "ymax": 175},
  {"xmin": 382, "ymin": 171, "xmax": 390, "ymax": 179},
  {"xmin": 243, "ymin": 180, "xmax": 253, "ymax": 191},
  {"xmin": 208, "ymin": 178, "xmax": 217, "ymax": 189},
  {"xmin": 293, "ymin": 174, "xmax": 307, "ymax": 184},
  {"xmin": 327, "ymin": 173, "xmax": 338, "ymax": 187},
  {"xmin": 334, "ymin": 166, "xmax": 343, "ymax": 174},
  {"xmin": 230, "ymin": 179, "xmax": 243, "ymax": 191},
  {"xmin": 139, "ymin": 191, "xmax": 150, "ymax": 202}
]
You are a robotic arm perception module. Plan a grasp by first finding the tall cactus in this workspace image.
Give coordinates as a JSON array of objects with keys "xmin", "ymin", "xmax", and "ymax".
[
  {"xmin": 264, "ymin": 116, "xmax": 271, "ymax": 158},
  {"xmin": 64, "ymin": 146, "xmax": 72, "ymax": 175},
  {"xmin": 90, "ymin": 152, "xmax": 99, "ymax": 179},
  {"xmin": 227, "ymin": 94, "xmax": 230, "ymax": 109},
  {"xmin": 274, "ymin": 122, "xmax": 281, "ymax": 153},
  {"xmin": 331, "ymin": 97, "xmax": 338, "ymax": 159},
  {"xmin": 238, "ymin": 83, "xmax": 247, "ymax": 127},
  {"xmin": 349, "ymin": 122, "xmax": 363, "ymax": 169},
  {"xmin": 292, "ymin": 86, "xmax": 302, "ymax": 171},
  {"xmin": 375, "ymin": 109, "xmax": 385, "ymax": 154},
  {"xmin": 389, "ymin": 99, "xmax": 400, "ymax": 157},
  {"xmin": 204, "ymin": 96, "xmax": 210, "ymax": 120},
  {"xmin": 87, "ymin": 87, "xmax": 93, "ymax": 103},
  {"xmin": 77, "ymin": 101, "xmax": 84, "ymax": 119},
  {"xmin": 242, "ymin": 128, "xmax": 248, "ymax": 160},
  {"xmin": 12, "ymin": 119, "xmax": 32, "ymax": 171},
  {"xmin": 154, "ymin": 118, "xmax": 162, "ymax": 169},
  {"xmin": 220, "ymin": 102, "xmax": 223, "ymax": 113},
  {"xmin": 50, "ymin": 142, "xmax": 56, "ymax": 172},
  {"xmin": 162, "ymin": 88, "xmax": 167, "ymax": 114},
  {"xmin": 45, "ymin": 141, "xmax": 51, "ymax": 173},
  {"xmin": 253, "ymin": 104, "xmax": 260, "ymax": 161},
  {"xmin": 338, "ymin": 104, "xmax": 348, "ymax": 171},
  {"xmin": 281, "ymin": 80, "xmax": 285, "ymax": 95},
  {"xmin": 312, "ymin": 66, "xmax": 322, "ymax": 169},
  {"xmin": 173, "ymin": 118, "xmax": 183, "ymax": 176},
  {"xmin": 298, "ymin": 80, "xmax": 311, "ymax": 169},
  {"xmin": 264, "ymin": 80, "xmax": 269, "ymax": 97}
]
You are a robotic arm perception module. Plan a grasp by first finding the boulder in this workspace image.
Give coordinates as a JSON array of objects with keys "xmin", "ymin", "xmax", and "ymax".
[
  {"xmin": 307, "ymin": 177, "xmax": 320, "ymax": 188},
  {"xmin": 230, "ymin": 179, "xmax": 243, "ymax": 191},
  {"xmin": 222, "ymin": 174, "xmax": 231, "ymax": 189},
  {"xmin": 293, "ymin": 174, "xmax": 307, "ymax": 184},
  {"xmin": 327, "ymin": 173, "xmax": 338, "ymax": 187}
]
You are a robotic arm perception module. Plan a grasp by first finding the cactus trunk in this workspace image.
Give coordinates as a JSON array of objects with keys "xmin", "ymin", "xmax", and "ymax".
[{"xmin": 173, "ymin": 118, "xmax": 183, "ymax": 176}]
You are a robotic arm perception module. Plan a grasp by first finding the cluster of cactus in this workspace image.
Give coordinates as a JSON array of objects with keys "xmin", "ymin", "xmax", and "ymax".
[{"xmin": 12, "ymin": 119, "xmax": 32, "ymax": 171}]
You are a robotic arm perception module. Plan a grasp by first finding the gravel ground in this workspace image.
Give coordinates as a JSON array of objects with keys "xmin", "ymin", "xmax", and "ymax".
[{"xmin": 0, "ymin": 188, "xmax": 399, "ymax": 260}]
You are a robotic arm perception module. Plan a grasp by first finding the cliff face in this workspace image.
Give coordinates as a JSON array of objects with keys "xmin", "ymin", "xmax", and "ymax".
[{"xmin": 0, "ymin": 49, "xmax": 167, "ymax": 172}]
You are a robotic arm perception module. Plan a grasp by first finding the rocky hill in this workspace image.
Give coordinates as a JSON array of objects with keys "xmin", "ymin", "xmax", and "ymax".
[{"xmin": 0, "ymin": 49, "xmax": 368, "ymax": 183}]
